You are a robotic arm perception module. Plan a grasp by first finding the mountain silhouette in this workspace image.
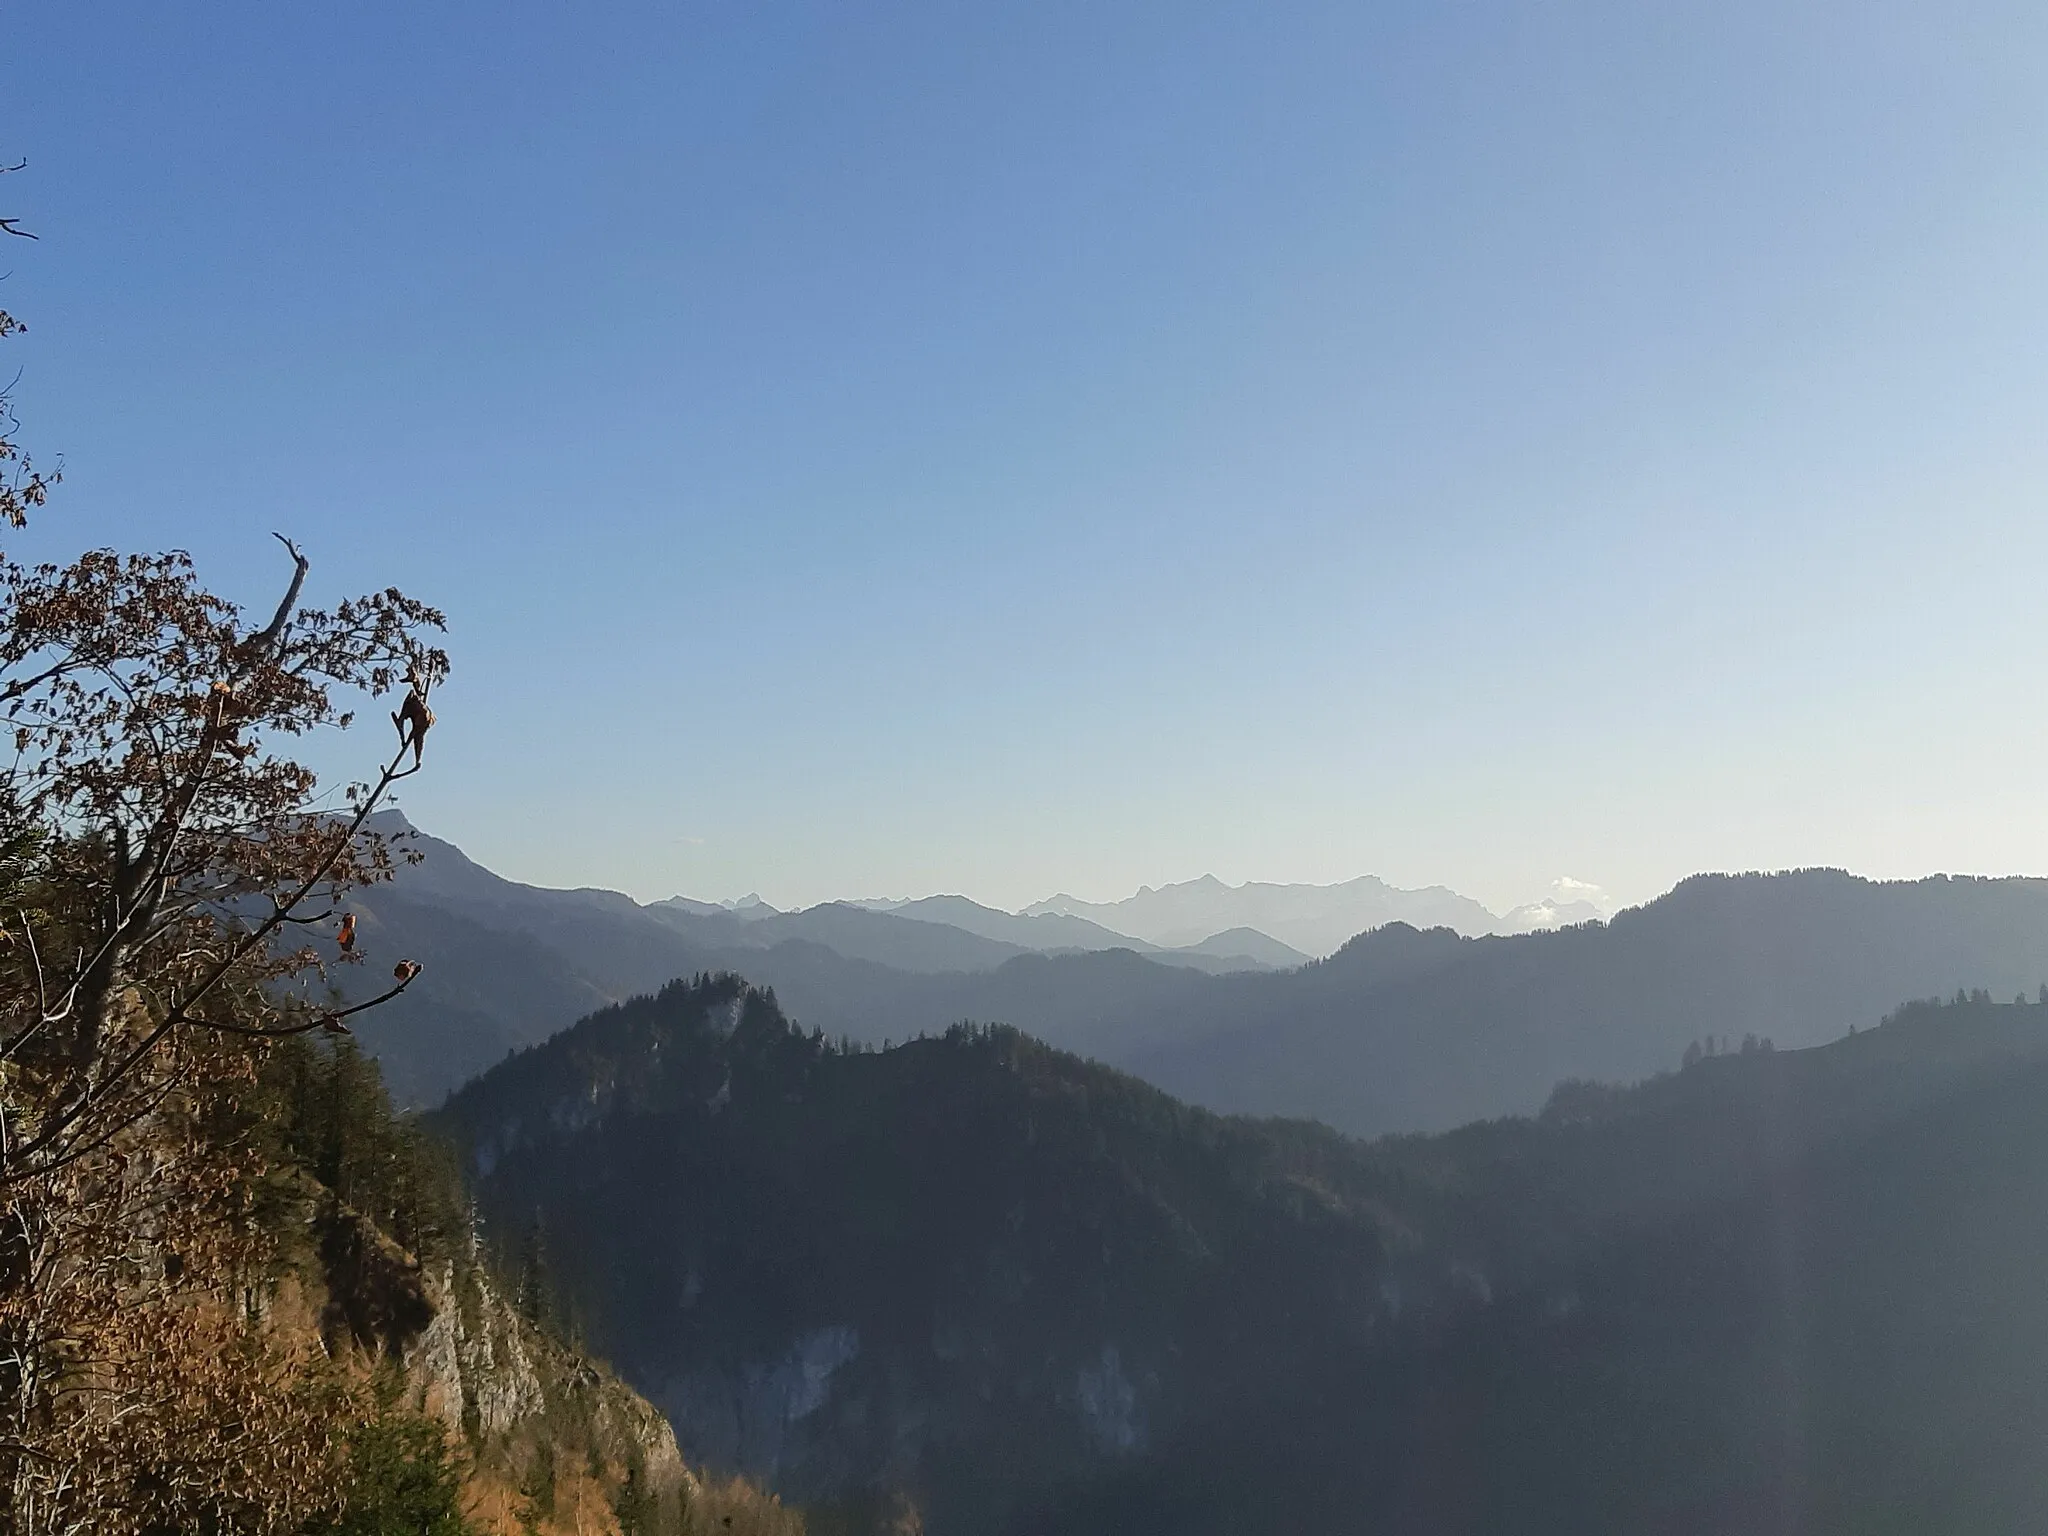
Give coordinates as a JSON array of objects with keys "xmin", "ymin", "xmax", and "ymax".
[{"xmin": 346, "ymin": 821, "xmax": 2048, "ymax": 1139}]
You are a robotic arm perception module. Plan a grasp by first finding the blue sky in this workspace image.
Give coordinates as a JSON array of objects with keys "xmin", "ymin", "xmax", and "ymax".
[{"xmin": 5, "ymin": 1, "xmax": 2047, "ymax": 912}]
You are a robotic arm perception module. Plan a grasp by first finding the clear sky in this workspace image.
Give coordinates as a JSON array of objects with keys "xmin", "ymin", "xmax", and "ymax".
[{"xmin": 5, "ymin": 1, "xmax": 2046, "ymax": 914}]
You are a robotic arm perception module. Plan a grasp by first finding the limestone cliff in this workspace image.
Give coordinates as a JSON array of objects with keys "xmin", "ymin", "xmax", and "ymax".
[{"xmin": 301, "ymin": 1198, "xmax": 804, "ymax": 1536}]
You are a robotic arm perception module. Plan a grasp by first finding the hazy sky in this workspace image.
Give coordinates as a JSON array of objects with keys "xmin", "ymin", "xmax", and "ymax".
[{"xmin": 5, "ymin": 1, "xmax": 2047, "ymax": 914}]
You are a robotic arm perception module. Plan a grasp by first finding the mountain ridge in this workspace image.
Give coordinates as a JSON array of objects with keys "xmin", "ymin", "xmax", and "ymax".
[
  {"xmin": 1023, "ymin": 871, "xmax": 1505, "ymax": 954},
  {"xmin": 435, "ymin": 976, "xmax": 2048, "ymax": 1533},
  {"xmin": 346, "ymin": 820, "xmax": 2048, "ymax": 1139},
  {"xmin": 1130, "ymin": 867, "xmax": 2048, "ymax": 1133}
]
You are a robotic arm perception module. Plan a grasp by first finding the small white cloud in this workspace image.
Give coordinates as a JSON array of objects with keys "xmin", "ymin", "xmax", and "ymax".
[{"xmin": 1547, "ymin": 876, "xmax": 1617, "ymax": 915}]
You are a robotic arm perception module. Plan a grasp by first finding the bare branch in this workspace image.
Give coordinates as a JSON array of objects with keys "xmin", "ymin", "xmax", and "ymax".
[
  {"xmin": 177, "ymin": 968, "xmax": 420, "ymax": 1039},
  {"xmin": 236, "ymin": 534, "xmax": 309, "ymax": 667},
  {"xmin": 3, "ymin": 733, "xmax": 427, "ymax": 1177}
]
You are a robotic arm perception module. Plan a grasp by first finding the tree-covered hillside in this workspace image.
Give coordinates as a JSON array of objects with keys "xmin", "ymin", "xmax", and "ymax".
[
  {"xmin": 1054, "ymin": 994, "xmax": 2048, "ymax": 1533},
  {"xmin": 438, "ymin": 975, "xmax": 2048, "ymax": 1533},
  {"xmin": 438, "ymin": 976, "xmax": 1391, "ymax": 1531}
]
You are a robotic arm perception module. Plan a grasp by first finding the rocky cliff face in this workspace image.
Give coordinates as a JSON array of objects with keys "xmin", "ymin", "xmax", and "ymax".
[
  {"xmin": 302, "ymin": 1200, "xmax": 802, "ymax": 1536},
  {"xmin": 407, "ymin": 1256, "xmax": 692, "ymax": 1532},
  {"xmin": 655, "ymin": 1324, "xmax": 864, "ymax": 1486}
]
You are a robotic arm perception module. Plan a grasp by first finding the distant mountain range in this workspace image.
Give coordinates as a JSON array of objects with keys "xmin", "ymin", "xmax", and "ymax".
[
  {"xmin": 665, "ymin": 891, "xmax": 1312, "ymax": 971},
  {"xmin": 1124, "ymin": 869, "xmax": 2048, "ymax": 1132},
  {"xmin": 845, "ymin": 893, "xmax": 1299, "ymax": 961},
  {"xmin": 345, "ymin": 818, "xmax": 2048, "ymax": 1145},
  {"xmin": 342, "ymin": 816, "xmax": 1306, "ymax": 1104},
  {"xmin": 1023, "ymin": 872, "xmax": 1499, "ymax": 954}
]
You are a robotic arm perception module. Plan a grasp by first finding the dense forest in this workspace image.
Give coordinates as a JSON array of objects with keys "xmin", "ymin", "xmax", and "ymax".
[{"xmin": 440, "ymin": 976, "xmax": 2048, "ymax": 1534}]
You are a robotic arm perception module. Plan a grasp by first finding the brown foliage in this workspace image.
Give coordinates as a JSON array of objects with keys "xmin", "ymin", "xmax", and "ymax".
[
  {"xmin": 0, "ymin": 151, "xmax": 472, "ymax": 1529},
  {"xmin": 0, "ymin": 509, "xmax": 451, "ymax": 1526},
  {"xmin": 683, "ymin": 1475, "xmax": 810, "ymax": 1536},
  {"xmin": 0, "ymin": 304, "xmax": 56, "ymax": 533},
  {"xmin": 0, "ymin": 539, "xmax": 448, "ymax": 1179},
  {"xmin": 0, "ymin": 1034, "xmax": 357, "ymax": 1533}
]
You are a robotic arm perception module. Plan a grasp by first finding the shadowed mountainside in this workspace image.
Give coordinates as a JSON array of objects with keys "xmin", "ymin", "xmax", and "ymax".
[
  {"xmin": 436, "ymin": 977, "xmax": 2048, "ymax": 1534},
  {"xmin": 1131, "ymin": 869, "xmax": 2048, "ymax": 1133}
]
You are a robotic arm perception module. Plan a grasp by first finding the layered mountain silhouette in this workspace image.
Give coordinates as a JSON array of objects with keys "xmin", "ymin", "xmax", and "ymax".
[
  {"xmin": 340, "ymin": 817, "xmax": 1292, "ymax": 1104},
  {"xmin": 652, "ymin": 892, "xmax": 1301, "ymax": 972},
  {"xmin": 1022, "ymin": 872, "xmax": 1499, "ymax": 954},
  {"xmin": 1126, "ymin": 869, "xmax": 2048, "ymax": 1132},
  {"xmin": 845, "ymin": 893, "xmax": 1314, "ymax": 963},
  {"xmin": 436, "ymin": 978, "xmax": 2048, "ymax": 1534},
  {"xmin": 345, "ymin": 819, "xmax": 2048, "ymax": 1141}
]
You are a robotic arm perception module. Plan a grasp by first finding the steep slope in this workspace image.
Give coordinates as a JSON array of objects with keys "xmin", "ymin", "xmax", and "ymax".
[
  {"xmin": 437, "ymin": 978, "xmax": 2048, "ymax": 1534},
  {"xmin": 245, "ymin": 1030, "xmax": 810, "ymax": 1536},
  {"xmin": 293, "ymin": 1206, "xmax": 709, "ymax": 1535}
]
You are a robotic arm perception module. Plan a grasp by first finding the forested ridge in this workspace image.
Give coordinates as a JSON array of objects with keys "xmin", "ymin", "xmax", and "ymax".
[{"xmin": 441, "ymin": 972, "xmax": 2048, "ymax": 1533}]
